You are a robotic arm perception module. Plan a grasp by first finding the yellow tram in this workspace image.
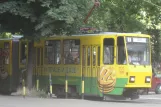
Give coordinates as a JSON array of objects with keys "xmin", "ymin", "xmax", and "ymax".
[{"xmin": 30, "ymin": 32, "xmax": 152, "ymax": 100}]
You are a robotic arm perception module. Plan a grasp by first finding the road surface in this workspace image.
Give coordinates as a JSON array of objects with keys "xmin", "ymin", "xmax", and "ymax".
[{"xmin": 0, "ymin": 94, "xmax": 161, "ymax": 107}]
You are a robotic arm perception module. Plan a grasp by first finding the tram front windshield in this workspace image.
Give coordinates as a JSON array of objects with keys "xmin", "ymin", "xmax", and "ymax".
[{"xmin": 125, "ymin": 37, "xmax": 150, "ymax": 65}]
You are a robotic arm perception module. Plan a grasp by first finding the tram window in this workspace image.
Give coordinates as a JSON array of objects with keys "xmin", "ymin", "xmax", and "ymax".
[
  {"xmin": 83, "ymin": 47, "xmax": 86, "ymax": 66},
  {"xmin": 41, "ymin": 48, "xmax": 43, "ymax": 65},
  {"xmin": 87, "ymin": 47, "xmax": 90, "ymax": 66},
  {"xmin": 63, "ymin": 39, "xmax": 80, "ymax": 64},
  {"xmin": 117, "ymin": 37, "xmax": 126, "ymax": 64},
  {"xmin": 37, "ymin": 48, "xmax": 40, "ymax": 66},
  {"xmin": 93, "ymin": 47, "xmax": 96, "ymax": 66},
  {"xmin": 4, "ymin": 42, "xmax": 10, "ymax": 64},
  {"xmin": 98, "ymin": 46, "xmax": 100, "ymax": 66},
  {"xmin": 45, "ymin": 40, "xmax": 61, "ymax": 64},
  {"xmin": 20, "ymin": 42, "xmax": 27, "ymax": 64},
  {"xmin": 103, "ymin": 38, "xmax": 114, "ymax": 64}
]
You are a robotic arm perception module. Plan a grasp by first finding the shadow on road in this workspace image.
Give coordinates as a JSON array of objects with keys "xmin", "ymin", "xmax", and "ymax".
[{"xmin": 1, "ymin": 94, "xmax": 161, "ymax": 105}]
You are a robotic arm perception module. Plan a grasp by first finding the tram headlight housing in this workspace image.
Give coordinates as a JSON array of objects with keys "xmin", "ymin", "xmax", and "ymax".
[
  {"xmin": 129, "ymin": 76, "xmax": 135, "ymax": 83},
  {"xmin": 145, "ymin": 76, "xmax": 151, "ymax": 83}
]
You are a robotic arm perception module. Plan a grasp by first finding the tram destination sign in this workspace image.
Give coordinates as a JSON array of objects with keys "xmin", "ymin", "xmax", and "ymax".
[{"xmin": 126, "ymin": 37, "xmax": 147, "ymax": 43}]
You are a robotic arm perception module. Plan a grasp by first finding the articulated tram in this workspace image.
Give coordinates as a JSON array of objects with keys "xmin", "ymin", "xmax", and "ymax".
[{"xmin": 0, "ymin": 32, "xmax": 152, "ymax": 100}]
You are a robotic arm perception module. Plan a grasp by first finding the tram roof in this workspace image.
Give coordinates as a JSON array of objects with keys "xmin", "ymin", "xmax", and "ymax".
[
  {"xmin": 71, "ymin": 32, "xmax": 143, "ymax": 36},
  {"xmin": 0, "ymin": 35, "xmax": 23, "ymax": 40}
]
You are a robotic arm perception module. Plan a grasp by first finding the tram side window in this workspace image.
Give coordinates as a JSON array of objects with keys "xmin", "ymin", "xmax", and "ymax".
[
  {"xmin": 83, "ymin": 47, "xmax": 86, "ymax": 66},
  {"xmin": 41, "ymin": 48, "xmax": 43, "ymax": 65},
  {"xmin": 87, "ymin": 47, "xmax": 90, "ymax": 66},
  {"xmin": 103, "ymin": 38, "xmax": 114, "ymax": 64},
  {"xmin": 93, "ymin": 47, "xmax": 96, "ymax": 66},
  {"xmin": 45, "ymin": 40, "xmax": 61, "ymax": 64},
  {"xmin": 37, "ymin": 48, "xmax": 40, "ymax": 66},
  {"xmin": 98, "ymin": 46, "xmax": 100, "ymax": 66},
  {"xmin": 63, "ymin": 39, "xmax": 80, "ymax": 64},
  {"xmin": 20, "ymin": 42, "xmax": 27, "ymax": 64},
  {"xmin": 117, "ymin": 37, "xmax": 126, "ymax": 64}
]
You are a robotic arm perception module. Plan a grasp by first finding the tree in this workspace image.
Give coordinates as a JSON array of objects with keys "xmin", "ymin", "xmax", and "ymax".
[
  {"xmin": 87, "ymin": 0, "xmax": 161, "ymax": 33},
  {"xmin": 148, "ymin": 29, "xmax": 161, "ymax": 62},
  {"xmin": 85, "ymin": 0, "xmax": 145, "ymax": 32}
]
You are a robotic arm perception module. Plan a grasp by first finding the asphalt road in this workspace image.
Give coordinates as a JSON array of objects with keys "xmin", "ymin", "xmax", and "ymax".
[{"xmin": 0, "ymin": 94, "xmax": 161, "ymax": 107}]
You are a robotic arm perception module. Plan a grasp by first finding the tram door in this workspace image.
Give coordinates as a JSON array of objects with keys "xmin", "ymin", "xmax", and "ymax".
[
  {"xmin": 82, "ymin": 45, "xmax": 100, "ymax": 95},
  {"xmin": 0, "ymin": 41, "xmax": 10, "ymax": 80}
]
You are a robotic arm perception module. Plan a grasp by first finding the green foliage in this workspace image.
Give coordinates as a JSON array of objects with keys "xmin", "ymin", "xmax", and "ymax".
[
  {"xmin": 148, "ymin": 29, "xmax": 161, "ymax": 62},
  {"xmin": 0, "ymin": 1, "xmax": 36, "ymax": 22},
  {"xmin": 86, "ymin": 0, "xmax": 161, "ymax": 33},
  {"xmin": 139, "ymin": 0, "xmax": 161, "ymax": 29},
  {"xmin": 0, "ymin": 0, "xmax": 160, "ymax": 36},
  {"xmin": 0, "ymin": 0, "xmax": 92, "ymax": 38},
  {"xmin": 35, "ymin": 0, "xmax": 92, "ymax": 36},
  {"xmin": 0, "ymin": 32, "xmax": 12, "ymax": 38}
]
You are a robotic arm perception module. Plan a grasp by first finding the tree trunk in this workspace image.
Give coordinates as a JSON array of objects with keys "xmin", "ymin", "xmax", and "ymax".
[{"xmin": 27, "ymin": 41, "xmax": 34, "ymax": 90}]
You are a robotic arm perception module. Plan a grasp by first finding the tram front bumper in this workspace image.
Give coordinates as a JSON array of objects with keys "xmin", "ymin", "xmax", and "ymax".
[{"xmin": 125, "ymin": 71, "xmax": 152, "ymax": 88}]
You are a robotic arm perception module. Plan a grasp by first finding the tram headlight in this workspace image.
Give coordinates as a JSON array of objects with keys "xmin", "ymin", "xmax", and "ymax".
[
  {"xmin": 129, "ymin": 76, "xmax": 135, "ymax": 83},
  {"xmin": 145, "ymin": 76, "xmax": 151, "ymax": 83}
]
